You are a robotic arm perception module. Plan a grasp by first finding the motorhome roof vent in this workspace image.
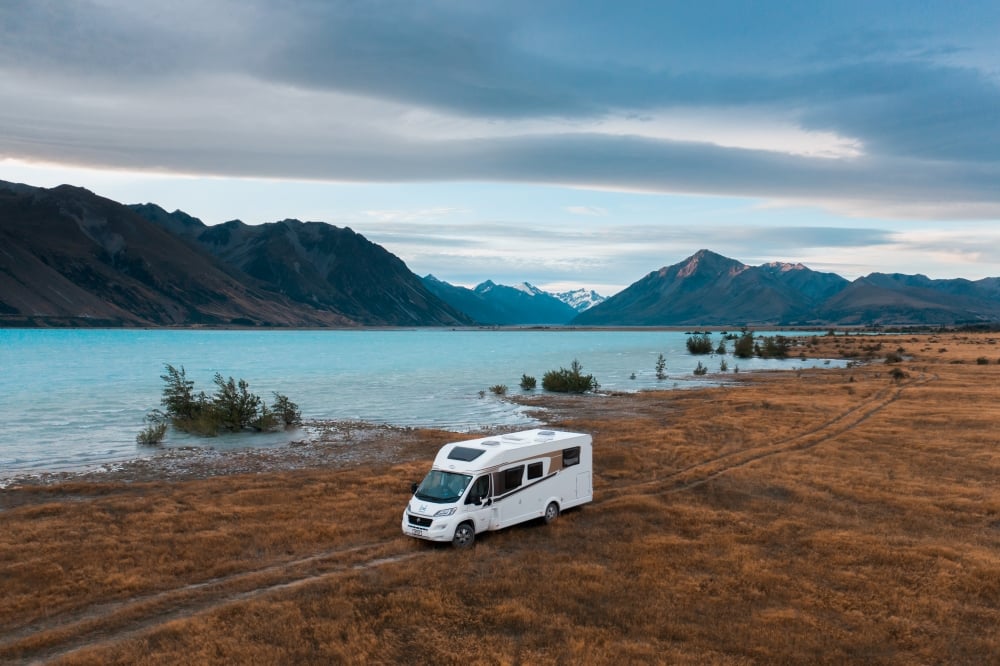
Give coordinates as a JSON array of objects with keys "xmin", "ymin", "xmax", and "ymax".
[
  {"xmin": 538, "ymin": 430, "xmax": 555, "ymax": 437},
  {"xmin": 482, "ymin": 440, "xmax": 501, "ymax": 446}
]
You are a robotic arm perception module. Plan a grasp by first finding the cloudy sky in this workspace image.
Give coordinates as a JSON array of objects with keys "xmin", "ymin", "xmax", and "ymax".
[{"xmin": 2, "ymin": 1, "xmax": 999, "ymax": 295}]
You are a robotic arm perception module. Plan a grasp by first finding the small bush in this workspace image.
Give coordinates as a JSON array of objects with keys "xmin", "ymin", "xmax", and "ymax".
[
  {"xmin": 976, "ymin": 357, "xmax": 989, "ymax": 365},
  {"xmin": 489, "ymin": 384, "xmax": 508, "ymax": 396},
  {"xmin": 719, "ymin": 359, "xmax": 728, "ymax": 372},
  {"xmin": 519, "ymin": 374, "xmax": 537, "ymax": 390},
  {"xmin": 655, "ymin": 353, "xmax": 667, "ymax": 380},
  {"xmin": 693, "ymin": 361, "xmax": 708, "ymax": 376},
  {"xmin": 686, "ymin": 334, "xmax": 713, "ymax": 355},
  {"xmin": 889, "ymin": 367, "xmax": 908, "ymax": 381},
  {"xmin": 733, "ymin": 330, "xmax": 755, "ymax": 358},
  {"xmin": 271, "ymin": 393, "xmax": 302, "ymax": 426},
  {"xmin": 885, "ymin": 352, "xmax": 903, "ymax": 364},
  {"xmin": 151, "ymin": 363, "xmax": 301, "ymax": 437},
  {"xmin": 542, "ymin": 359, "xmax": 599, "ymax": 393},
  {"xmin": 136, "ymin": 413, "xmax": 167, "ymax": 446},
  {"xmin": 757, "ymin": 335, "xmax": 791, "ymax": 359}
]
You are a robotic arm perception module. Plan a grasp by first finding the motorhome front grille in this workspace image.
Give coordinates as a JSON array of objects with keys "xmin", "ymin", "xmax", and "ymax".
[{"xmin": 407, "ymin": 514, "xmax": 433, "ymax": 527}]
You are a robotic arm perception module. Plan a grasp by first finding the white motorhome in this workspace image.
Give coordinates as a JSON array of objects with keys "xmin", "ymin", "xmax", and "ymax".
[{"xmin": 402, "ymin": 428, "xmax": 593, "ymax": 547}]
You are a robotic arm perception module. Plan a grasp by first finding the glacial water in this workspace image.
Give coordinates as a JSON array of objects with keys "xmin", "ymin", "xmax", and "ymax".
[{"xmin": 0, "ymin": 328, "xmax": 844, "ymax": 477}]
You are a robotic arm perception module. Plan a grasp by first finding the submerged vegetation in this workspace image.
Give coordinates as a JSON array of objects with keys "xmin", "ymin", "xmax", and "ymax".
[{"xmin": 137, "ymin": 364, "xmax": 301, "ymax": 444}]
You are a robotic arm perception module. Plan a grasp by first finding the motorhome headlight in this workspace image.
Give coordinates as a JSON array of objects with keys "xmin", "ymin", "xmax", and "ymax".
[{"xmin": 433, "ymin": 507, "xmax": 457, "ymax": 517}]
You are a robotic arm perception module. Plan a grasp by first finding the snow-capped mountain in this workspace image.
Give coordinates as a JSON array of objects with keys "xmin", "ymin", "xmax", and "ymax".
[
  {"xmin": 555, "ymin": 288, "xmax": 606, "ymax": 312},
  {"xmin": 422, "ymin": 277, "xmax": 583, "ymax": 325}
]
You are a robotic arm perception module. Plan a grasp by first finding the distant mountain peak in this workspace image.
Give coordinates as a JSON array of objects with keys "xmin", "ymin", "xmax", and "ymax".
[
  {"xmin": 672, "ymin": 249, "xmax": 747, "ymax": 280},
  {"xmin": 513, "ymin": 282, "xmax": 544, "ymax": 296},
  {"xmin": 474, "ymin": 280, "xmax": 498, "ymax": 294},
  {"xmin": 556, "ymin": 288, "xmax": 606, "ymax": 312},
  {"xmin": 763, "ymin": 261, "xmax": 808, "ymax": 272}
]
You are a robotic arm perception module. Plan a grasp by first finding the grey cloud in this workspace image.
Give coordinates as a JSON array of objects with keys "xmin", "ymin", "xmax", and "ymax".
[{"xmin": 2, "ymin": 1, "xmax": 999, "ymax": 217}]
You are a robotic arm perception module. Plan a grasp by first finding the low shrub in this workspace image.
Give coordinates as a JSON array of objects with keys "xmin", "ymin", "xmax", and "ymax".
[
  {"xmin": 542, "ymin": 359, "xmax": 599, "ymax": 393},
  {"xmin": 975, "ymin": 356, "xmax": 989, "ymax": 365},
  {"xmin": 686, "ymin": 334, "xmax": 713, "ymax": 355},
  {"xmin": 145, "ymin": 363, "xmax": 302, "ymax": 439},
  {"xmin": 489, "ymin": 384, "xmax": 508, "ymax": 395},
  {"xmin": 136, "ymin": 414, "xmax": 167, "ymax": 446},
  {"xmin": 519, "ymin": 374, "xmax": 537, "ymax": 390},
  {"xmin": 733, "ymin": 330, "xmax": 755, "ymax": 358},
  {"xmin": 756, "ymin": 335, "xmax": 791, "ymax": 359},
  {"xmin": 655, "ymin": 353, "xmax": 667, "ymax": 380},
  {"xmin": 693, "ymin": 361, "xmax": 708, "ymax": 376}
]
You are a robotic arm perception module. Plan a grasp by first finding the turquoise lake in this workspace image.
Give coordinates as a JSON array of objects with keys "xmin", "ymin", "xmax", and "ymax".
[{"xmin": 0, "ymin": 328, "xmax": 843, "ymax": 477}]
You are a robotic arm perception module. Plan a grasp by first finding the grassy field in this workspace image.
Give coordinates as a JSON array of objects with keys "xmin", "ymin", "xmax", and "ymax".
[{"xmin": 1, "ymin": 331, "xmax": 999, "ymax": 664}]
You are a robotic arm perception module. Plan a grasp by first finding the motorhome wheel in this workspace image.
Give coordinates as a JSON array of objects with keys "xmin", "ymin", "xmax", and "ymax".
[
  {"xmin": 544, "ymin": 502, "xmax": 560, "ymax": 524},
  {"xmin": 452, "ymin": 522, "xmax": 476, "ymax": 548}
]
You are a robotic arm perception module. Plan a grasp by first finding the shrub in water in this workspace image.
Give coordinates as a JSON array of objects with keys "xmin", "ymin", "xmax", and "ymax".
[
  {"xmin": 136, "ymin": 413, "xmax": 167, "ymax": 446},
  {"xmin": 489, "ymin": 384, "xmax": 508, "ymax": 396},
  {"xmin": 271, "ymin": 392, "xmax": 302, "ymax": 426},
  {"xmin": 519, "ymin": 374, "xmax": 537, "ymax": 390},
  {"xmin": 733, "ymin": 330, "xmax": 755, "ymax": 358},
  {"xmin": 693, "ymin": 361, "xmax": 708, "ymax": 376},
  {"xmin": 542, "ymin": 359, "xmax": 599, "ymax": 393},
  {"xmin": 686, "ymin": 334, "xmax": 713, "ymax": 355},
  {"xmin": 655, "ymin": 353, "xmax": 667, "ymax": 380},
  {"xmin": 144, "ymin": 363, "xmax": 301, "ymax": 439}
]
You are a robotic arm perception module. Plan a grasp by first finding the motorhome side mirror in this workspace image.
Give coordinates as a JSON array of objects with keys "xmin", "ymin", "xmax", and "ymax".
[{"xmin": 411, "ymin": 482, "xmax": 418, "ymax": 494}]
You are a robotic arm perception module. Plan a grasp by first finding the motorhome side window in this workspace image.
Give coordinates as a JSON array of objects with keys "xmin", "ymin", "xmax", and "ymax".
[
  {"xmin": 495, "ymin": 465, "xmax": 524, "ymax": 494},
  {"xmin": 527, "ymin": 461, "xmax": 543, "ymax": 480},
  {"xmin": 563, "ymin": 447, "xmax": 581, "ymax": 467}
]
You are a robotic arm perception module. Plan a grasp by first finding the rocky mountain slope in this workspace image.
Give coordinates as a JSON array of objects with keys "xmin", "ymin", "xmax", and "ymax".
[
  {"xmin": 131, "ymin": 204, "xmax": 471, "ymax": 326},
  {"xmin": 0, "ymin": 181, "xmax": 467, "ymax": 327},
  {"xmin": 573, "ymin": 250, "xmax": 1000, "ymax": 326}
]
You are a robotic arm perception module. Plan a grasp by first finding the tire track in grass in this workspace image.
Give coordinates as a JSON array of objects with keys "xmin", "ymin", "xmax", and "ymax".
[
  {"xmin": 0, "ymin": 541, "xmax": 426, "ymax": 665},
  {"xmin": 599, "ymin": 372, "xmax": 933, "ymax": 500}
]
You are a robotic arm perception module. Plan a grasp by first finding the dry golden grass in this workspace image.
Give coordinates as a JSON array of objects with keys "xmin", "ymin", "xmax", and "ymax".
[{"xmin": 2, "ymin": 331, "xmax": 999, "ymax": 664}]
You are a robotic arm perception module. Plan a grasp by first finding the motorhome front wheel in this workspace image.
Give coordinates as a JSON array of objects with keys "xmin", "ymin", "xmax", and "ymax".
[{"xmin": 452, "ymin": 522, "xmax": 476, "ymax": 548}]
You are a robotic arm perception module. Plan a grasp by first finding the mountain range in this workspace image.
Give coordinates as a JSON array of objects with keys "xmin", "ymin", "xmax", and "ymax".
[
  {"xmin": 421, "ymin": 277, "xmax": 589, "ymax": 325},
  {"xmin": 573, "ymin": 250, "xmax": 1000, "ymax": 326},
  {"xmin": 0, "ymin": 180, "xmax": 468, "ymax": 327},
  {"xmin": 2, "ymin": 179, "xmax": 999, "ymax": 327}
]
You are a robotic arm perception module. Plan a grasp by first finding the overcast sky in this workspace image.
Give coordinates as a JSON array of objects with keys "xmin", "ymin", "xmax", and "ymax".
[{"xmin": 2, "ymin": 1, "xmax": 999, "ymax": 295}]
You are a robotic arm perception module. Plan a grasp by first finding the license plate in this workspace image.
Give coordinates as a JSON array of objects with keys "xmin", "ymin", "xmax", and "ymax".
[{"xmin": 406, "ymin": 526, "xmax": 425, "ymax": 537}]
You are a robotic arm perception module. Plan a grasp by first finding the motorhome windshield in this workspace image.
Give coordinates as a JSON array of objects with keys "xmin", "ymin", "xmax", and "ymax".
[{"xmin": 414, "ymin": 470, "xmax": 472, "ymax": 503}]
